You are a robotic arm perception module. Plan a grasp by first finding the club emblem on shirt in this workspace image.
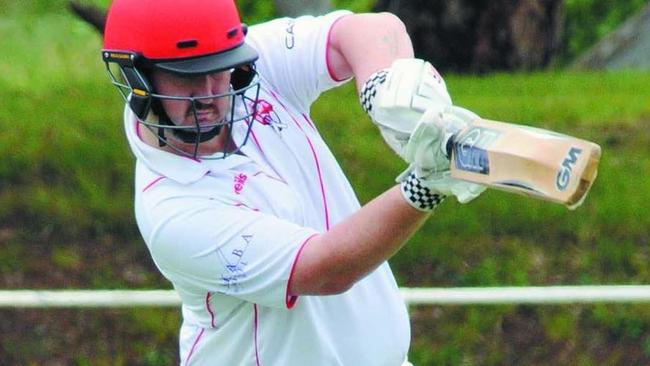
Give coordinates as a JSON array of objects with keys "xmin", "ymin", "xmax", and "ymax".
[{"xmin": 251, "ymin": 99, "xmax": 287, "ymax": 133}]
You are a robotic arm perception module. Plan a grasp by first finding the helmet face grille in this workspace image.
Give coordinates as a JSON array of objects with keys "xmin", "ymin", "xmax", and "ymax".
[{"xmin": 105, "ymin": 61, "xmax": 261, "ymax": 160}]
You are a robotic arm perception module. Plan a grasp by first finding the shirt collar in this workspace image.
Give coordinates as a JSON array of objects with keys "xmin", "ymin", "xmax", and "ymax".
[{"xmin": 123, "ymin": 106, "xmax": 251, "ymax": 184}]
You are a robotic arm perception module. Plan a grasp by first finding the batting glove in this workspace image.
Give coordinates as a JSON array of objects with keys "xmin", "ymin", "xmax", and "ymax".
[
  {"xmin": 398, "ymin": 106, "xmax": 487, "ymax": 209},
  {"xmin": 359, "ymin": 58, "xmax": 452, "ymax": 160}
]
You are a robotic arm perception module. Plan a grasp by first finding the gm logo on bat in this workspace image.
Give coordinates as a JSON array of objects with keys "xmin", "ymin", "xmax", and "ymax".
[{"xmin": 556, "ymin": 147, "xmax": 583, "ymax": 191}]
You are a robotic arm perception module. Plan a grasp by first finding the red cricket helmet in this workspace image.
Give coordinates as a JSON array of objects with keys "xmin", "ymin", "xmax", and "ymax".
[
  {"xmin": 101, "ymin": 0, "xmax": 260, "ymax": 159},
  {"xmin": 103, "ymin": 0, "xmax": 258, "ymax": 74}
]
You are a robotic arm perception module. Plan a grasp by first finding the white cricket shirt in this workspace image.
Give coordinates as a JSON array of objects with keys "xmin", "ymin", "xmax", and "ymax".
[{"xmin": 125, "ymin": 11, "xmax": 410, "ymax": 366}]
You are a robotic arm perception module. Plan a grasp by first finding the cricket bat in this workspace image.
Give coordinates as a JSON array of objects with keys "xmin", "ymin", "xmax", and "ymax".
[{"xmin": 446, "ymin": 118, "xmax": 601, "ymax": 209}]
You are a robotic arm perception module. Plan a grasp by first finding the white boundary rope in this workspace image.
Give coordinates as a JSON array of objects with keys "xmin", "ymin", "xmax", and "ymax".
[
  {"xmin": 400, "ymin": 286, "xmax": 650, "ymax": 305},
  {"xmin": 0, "ymin": 286, "xmax": 649, "ymax": 308}
]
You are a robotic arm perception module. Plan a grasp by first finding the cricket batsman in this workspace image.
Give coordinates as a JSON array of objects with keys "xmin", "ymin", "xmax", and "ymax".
[{"xmin": 101, "ymin": 0, "xmax": 485, "ymax": 364}]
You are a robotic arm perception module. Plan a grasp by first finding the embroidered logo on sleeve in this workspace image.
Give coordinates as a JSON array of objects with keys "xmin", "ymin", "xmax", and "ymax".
[{"xmin": 218, "ymin": 235, "xmax": 253, "ymax": 293}]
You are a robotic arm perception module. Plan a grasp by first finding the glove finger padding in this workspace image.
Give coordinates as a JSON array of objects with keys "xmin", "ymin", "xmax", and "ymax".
[
  {"xmin": 377, "ymin": 127, "xmax": 409, "ymax": 159},
  {"xmin": 402, "ymin": 107, "xmax": 449, "ymax": 175},
  {"xmin": 398, "ymin": 105, "xmax": 487, "ymax": 205},
  {"xmin": 373, "ymin": 59, "xmax": 451, "ymax": 131},
  {"xmin": 447, "ymin": 106, "xmax": 480, "ymax": 125},
  {"xmin": 448, "ymin": 177, "xmax": 487, "ymax": 204},
  {"xmin": 360, "ymin": 58, "xmax": 452, "ymax": 158},
  {"xmin": 405, "ymin": 104, "xmax": 482, "ymax": 174}
]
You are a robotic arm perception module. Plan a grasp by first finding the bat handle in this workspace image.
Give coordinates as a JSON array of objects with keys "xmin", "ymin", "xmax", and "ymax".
[{"xmin": 444, "ymin": 133, "xmax": 456, "ymax": 159}]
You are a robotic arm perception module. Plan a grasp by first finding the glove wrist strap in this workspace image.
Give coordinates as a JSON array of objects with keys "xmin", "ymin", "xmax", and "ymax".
[
  {"xmin": 359, "ymin": 69, "xmax": 389, "ymax": 115},
  {"xmin": 399, "ymin": 171, "xmax": 445, "ymax": 212}
]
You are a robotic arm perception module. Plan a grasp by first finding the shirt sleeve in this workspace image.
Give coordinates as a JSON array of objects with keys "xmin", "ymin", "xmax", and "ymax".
[
  {"xmin": 246, "ymin": 10, "xmax": 353, "ymax": 112},
  {"xmin": 145, "ymin": 197, "xmax": 318, "ymax": 309}
]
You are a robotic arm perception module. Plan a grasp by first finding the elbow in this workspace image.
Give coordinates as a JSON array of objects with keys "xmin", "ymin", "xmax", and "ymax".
[
  {"xmin": 290, "ymin": 267, "xmax": 358, "ymax": 296},
  {"xmin": 287, "ymin": 235, "xmax": 363, "ymax": 296},
  {"xmin": 316, "ymin": 276, "xmax": 356, "ymax": 295},
  {"xmin": 352, "ymin": 12, "xmax": 407, "ymax": 39},
  {"xmin": 376, "ymin": 12, "xmax": 407, "ymax": 34},
  {"xmin": 329, "ymin": 12, "xmax": 413, "ymax": 82}
]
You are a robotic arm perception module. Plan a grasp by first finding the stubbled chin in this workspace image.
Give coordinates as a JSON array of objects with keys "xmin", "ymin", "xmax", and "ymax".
[
  {"xmin": 184, "ymin": 116, "xmax": 222, "ymax": 129},
  {"xmin": 168, "ymin": 131, "xmax": 229, "ymax": 156}
]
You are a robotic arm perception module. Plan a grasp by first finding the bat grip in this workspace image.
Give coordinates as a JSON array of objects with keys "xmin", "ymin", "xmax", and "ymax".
[{"xmin": 443, "ymin": 133, "xmax": 456, "ymax": 159}]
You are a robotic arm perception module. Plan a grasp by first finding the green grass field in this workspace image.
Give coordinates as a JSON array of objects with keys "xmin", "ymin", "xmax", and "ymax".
[{"xmin": 1, "ymin": 2, "xmax": 650, "ymax": 365}]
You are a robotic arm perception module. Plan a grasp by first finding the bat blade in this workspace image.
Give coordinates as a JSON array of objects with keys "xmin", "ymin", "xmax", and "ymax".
[{"xmin": 448, "ymin": 118, "xmax": 601, "ymax": 209}]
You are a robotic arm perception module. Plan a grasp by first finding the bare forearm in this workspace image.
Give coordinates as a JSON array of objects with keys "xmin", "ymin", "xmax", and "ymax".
[
  {"xmin": 328, "ymin": 13, "xmax": 414, "ymax": 88},
  {"xmin": 289, "ymin": 185, "xmax": 430, "ymax": 295}
]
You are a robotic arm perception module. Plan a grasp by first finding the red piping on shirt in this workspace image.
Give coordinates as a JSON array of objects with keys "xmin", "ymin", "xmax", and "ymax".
[
  {"xmin": 267, "ymin": 89, "xmax": 331, "ymax": 231},
  {"xmin": 301, "ymin": 113, "xmax": 317, "ymax": 132},
  {"xmin": 285, "ymin": 233, "xmax": 318, "ymax": 309},
  {"xmin": 233, "ymin": 202, "xmax": 260, "ymax": 212},
  {"xmin": 142, "ymin": 176, "xmax": 166, "ymax": 193},
  {"xmin": 253, "ymin": 171, "xmax": 287, "ymax": 184},
  {"xmin": 184, "ymin": 328, "xmax": 205, "ymax": 366},
  {"xmin": 254, "ymin": 304, "xmax": 261, "ymax": 366},
  {"xmin": 205, "ymin": 292, "xmax": 216, "ymax": 328},
  {"xmin": 246, "ymin": 120, "xmax": 267, "ymax": 156},
  {"xmin": 244, "ymin": 118, "xmax": 284, "ymax": 180}
]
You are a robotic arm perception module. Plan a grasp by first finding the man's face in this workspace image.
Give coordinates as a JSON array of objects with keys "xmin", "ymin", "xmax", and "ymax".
[
  {"xmin": 150, "ymin": 69, "xmax": 233, "ymax": 155},
  {"xmin": 151, "ymin": 69, "xmax": 232, "ymax": 129}
]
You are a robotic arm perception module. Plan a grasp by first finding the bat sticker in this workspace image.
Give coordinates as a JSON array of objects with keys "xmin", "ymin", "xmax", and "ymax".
[{"xmin": 453, "ymin": 127, "xmax": 501, "ymax": 175}]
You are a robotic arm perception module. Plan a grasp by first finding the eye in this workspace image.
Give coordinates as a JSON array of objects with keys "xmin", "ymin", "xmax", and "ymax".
[
  {"xmin": 172, "ymin": 78, "xmax": 193, "ymax": 88},
  {"xmin": 208, "ymin": 70, "xmax": 232, "ymax": 82},
  {"xmin": 158, "ymin": 74, "xmax": 195, "ymax": 90}
]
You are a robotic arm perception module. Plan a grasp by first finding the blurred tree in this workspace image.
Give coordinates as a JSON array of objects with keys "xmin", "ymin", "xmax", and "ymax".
[
  {"xmin": 273, "ymin": 0, "xmax": 332, "ymax": 16},
  {"xmin": 66, "ymin": 0, "xmax": 650, "ymax": 71},
  {"xmin": 67, "ymin": 0, "xmax": 339, "ymax": 35},
  {"xmin": 237, "ymin": 0, "xmax": 276, "ymax": 24},
  {"xmin": 373, "ymin": 0, "xmax": 565, "ymax": 73},
  {"xmin": 332, "ymin": 0, "xmax": 375, "ymax": 12},
  {"xmin": 69, "ymin": 1, "xmax": 105, "ymax": 34},
  {"xmin": 563, "ymin": 0, "xmax": 648, "ymax": 62}
]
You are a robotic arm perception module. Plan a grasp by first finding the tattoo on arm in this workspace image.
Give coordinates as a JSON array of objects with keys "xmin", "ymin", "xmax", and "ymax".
[{"xmin": 381, "ymin": 31, "xmax": 401, "ymax": 57}]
